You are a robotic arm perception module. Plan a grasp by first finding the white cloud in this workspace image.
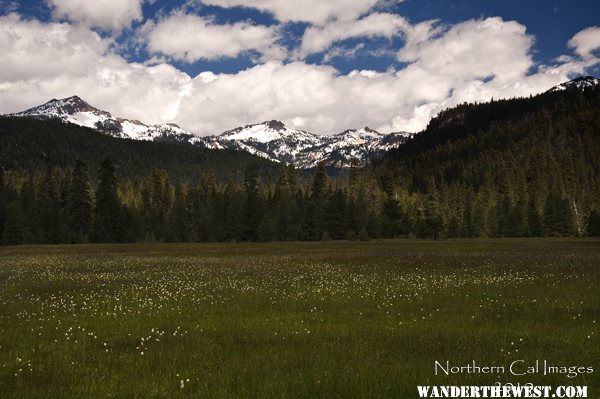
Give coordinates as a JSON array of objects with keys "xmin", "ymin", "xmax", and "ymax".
[
  {"xmin": 0, "ymin": 13, "xmax": 110, "ymax": 81},
  {"xmin": 143, "ymin": 13, "xmax": 285, "ymax": 62},
  {"xmin": 0, "ymin": 14, "xmax": 598, "ymax": 137},
  {"xmin": 398, "ymin": 17, "xmax": 534, "ymax": 82},
  {"xmin": 298, "ymin": 13, "xmax": 410, "ymax": 57},
  {"xmin": 177, "ymin": 62, "xmax": 339, "ymax": 133},
  {"xmin": 568, "ymin": 26, "xmax": 600, "ymax": 59},
  {"xmin": 48, "ymin": 0, "xmax": 144, "ymax": 32},
  {"xmin": 322, "ymin": 43, "xmax": 365, "ymax": 63},
  {"xmin": 198, "ymin": 0, "xmax": 382, "ymax": 25},
  {"xmin": 0, "ymin": 13, "xmax": 190, "ymax": 124}
]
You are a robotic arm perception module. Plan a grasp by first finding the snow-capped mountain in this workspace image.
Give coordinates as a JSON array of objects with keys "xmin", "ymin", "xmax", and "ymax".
[
  {"xmin": 199, "ymin": 121, "xmax": 413, "ymax": 168},
  {"xmin": 204, "ymin": 120, "xmax": 324, "ymax": 163},
  {"xmin": 8, "ymin": 96, "xmax": 413, "ymax": 169},
  {"xmin": 547, "ymin": 76, "xmax": 600, "ymax": 92},
  {"xmin": 10, "ymin": 96, "xmax": 203, "ymax": 144}
]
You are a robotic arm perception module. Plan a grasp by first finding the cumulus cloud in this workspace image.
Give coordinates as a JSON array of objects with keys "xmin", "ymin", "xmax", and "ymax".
[
  {"xmin": 568, "ymin": 26, "xmax": 600, "ymax": 59},
  {"xmin": 173, "ymin": 18, "xmax": 597, "ymax": 135},
  {"xmin": 398, "ymin": 17, "xmax": 534, "ymax": 82},
  {"xmin": 177, "ymin": 62, "xmax": 339, "ymax": 133},
  {"xmin": 298, "ymin": 13, "xmax": 410, "ymax": 57},
  {"xmin": 143, "ymin": 13, "xmax": 285, "ymax": 62},
  {"xmin": 0, "ymin": 13, "xmax": 190, "ymax": 124},
  {"xmin": 0, "ymin": 13, "xmax": 110, "ymax": 81},
  {"xmin": 0, "ymin": 13, "xmax": 598, "ymax": 136},
  {"xmin": 198, "ymin": 0, "xmax": 381, "ymax": 25},
  {"xmin": 48, "ymin": 0, "xmax": 144, "ymax": 32}
]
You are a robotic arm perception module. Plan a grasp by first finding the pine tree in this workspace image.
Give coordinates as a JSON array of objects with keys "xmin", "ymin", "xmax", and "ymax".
[
  {"xmin": 585, "ymin": 210, "xmax": 600, "ymax": 237},
  {"xmin": 323, "ymin": 188, "xmax": 346, "ymax": 239},
  {"xmin": 242, "ymin": 164, "xmax": 262, "ymax": 241},
  {"xmin": 167, "ymin": 184, "xmax": 190, "ymax": 242},
  {"xmin": 311, "ymin": 162, "xmax": 328, "ymax": 200},
  {"xmin": 0, "ymin": 169, "xmax": 5, "ymax": 244},
  {"xmin": 424, "ymin": 178, "xmax": 444, "ymax": 240},
  {"xmin": 526, "ymin": 195, "xmax": 543, "ymax": 237},
  {"xmin": 358, "ymin": 227, "xmax": 370, "ymax": 241},
  {"xmin": 67, "ymin": 161, "xmax": 92, "ymax": 242},
  {"xmin": 147, "ymin": 169, "xmax": 172, "ymax": 240},
  {"xmin": 273, "ymin": 166, "xmax": 300, "ymax": 241},
  {"xmin": 382, "ymin": 196, "xmax": 402, "ymax": 237},
  {"xmin": 461, "ymin": 190, "xmax": 475, "ymax": 237},
  {"xmin": 258, "ymin": 211, "xmax": 276, "ymax": 242},
  {"xmin": 306, "ymin": 162, "xmax": 329, "ymax": 240},
  {"xmin": 38, "ymin": 171, "xmax": 68, "ymax": 243},
  {"xmin": 20, "ymin": 176, "xmax": 41, "ymax": 242},
  {"xmin": 222, "ymin": 182, "xmax": 243, "ymax": 241},
  {"xmin": 92, "ymin": 159, "xmax": 123, "ymax": 242},
  {"xmin": 2, "ymin": 200, "xmax": 30, "ymax": 245},
  {"xmin": 543, "ymin": 191, "xmax": 576, "ymax": 237}
]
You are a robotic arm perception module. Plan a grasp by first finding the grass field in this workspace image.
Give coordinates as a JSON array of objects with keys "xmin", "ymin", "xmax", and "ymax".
[{"xmin": 0, "ymin": 239, "xmax": 598, "ymax": 398}]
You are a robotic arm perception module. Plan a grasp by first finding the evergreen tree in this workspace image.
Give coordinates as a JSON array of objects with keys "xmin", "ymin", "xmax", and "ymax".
[
  {"xmin": 38, "ymin": 171, "xmax": 68, "ymax": 243},
  {"xmin": 147, "ymin": 169, "xmax": 172, "ymax": 240},
  {"xmin": 0, "ymin": 169, "xmax": 5, "ymax": 244},
  {"xmin": 67, "ymin": 161, "xmax": 92, "ymax": 242},
  {"xmin": 305, "ymin": 162, "xmax": 329, "ymax": 240},
  {"xmin": 526, "ymin": 195, "xmax": 543, "ymax": 237},
  {"xmin": 382, "ymin": 196, "xmax": 402, "ymax": 237},
  {"xmin": 167, "ymin": 184, "xmax": 190, "ymax": 242},
  {"xmin": 586, "ymin": 210, "xmax": 600, "ymax": 237},
  {"xmin": 258, "ymin": 211, "xmax": 276, "ymax": 242},
  {"xmin": 92, "ymin": 159, "xmax": 123, "ymax": 242},
  {"xmin": 461, "ymin": 190, "xmax": 475, "ymax": 237},
  {"xmin": 242, "ymin": 164, "xmax": 262, "ymax": 241},
  {"xmin": 543, "ymin": 191, "xmax": 576, "ymax": 237},
  {"xmin": 222, "ymin": 182, "xmax": 243, "ymax": 241},
  {"xmin": 273, "ymin": 166, "xmax": 300, "ymax": 241},
  {"xmin": 2, "ymin": 200, "xmax": 30, "ymax": 245},
  {"xmin": 323, "ymin": 188, "xmax": 346, "ymax": 239},
  {"xmin": 358, "ymin": 227, "xmax": 370, "ymax": 241},
  {"xmin": 424, "ymin": 178, "xmax": 444, "ymax": 240},
  {"xmin": 311, "ymin": 162, "xmax": 328, "ymax": 200}
]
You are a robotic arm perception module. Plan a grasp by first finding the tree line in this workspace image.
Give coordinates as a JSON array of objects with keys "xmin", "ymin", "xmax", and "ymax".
[{"xmin": 1, "ymin": 157, "xmax": 598, "ymax": 245}]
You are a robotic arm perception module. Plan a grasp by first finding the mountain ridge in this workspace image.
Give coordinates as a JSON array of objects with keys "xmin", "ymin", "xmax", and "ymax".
[
  {"xmin": 8, "ymin": 76, "xmax": 598, "ymax": 169},
  {"xmin": 547, "ymin": 76, "xmax": 600, "ymax": 92},
  {"xmin": 9, "ymin": 98, "xmax": 413, "ymax": 169}
]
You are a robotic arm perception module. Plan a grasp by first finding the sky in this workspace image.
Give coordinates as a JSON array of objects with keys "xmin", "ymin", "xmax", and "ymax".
[{"xmin": 1, "ymin": 0, "xmax": 599, "ymax": 135}]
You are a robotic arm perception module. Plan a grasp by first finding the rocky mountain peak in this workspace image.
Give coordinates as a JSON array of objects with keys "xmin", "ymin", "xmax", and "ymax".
[
  {"xmin": 548, "ymin": 76, "xmax": 599, "ymax": 92},
  {"xmin": 264, "ymin": 120, "xmax": 286, "ymax": 131}
]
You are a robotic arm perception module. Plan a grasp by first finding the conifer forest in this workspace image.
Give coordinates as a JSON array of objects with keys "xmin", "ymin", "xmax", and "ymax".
[{"xmin": 1, "ymin": 85, "xmax": 599, "ymax": 245}]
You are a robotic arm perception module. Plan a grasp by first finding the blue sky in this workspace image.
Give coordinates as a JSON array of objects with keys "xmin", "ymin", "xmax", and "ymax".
[{"xmin": 1, "ymin": 0, "xmax": 599, "ymax": 134}]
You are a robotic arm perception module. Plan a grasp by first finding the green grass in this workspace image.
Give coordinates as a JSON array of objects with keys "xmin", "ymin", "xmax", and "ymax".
[{"xmin": 0, "ymin": 239, "xmax": 598, "ymax": 398}]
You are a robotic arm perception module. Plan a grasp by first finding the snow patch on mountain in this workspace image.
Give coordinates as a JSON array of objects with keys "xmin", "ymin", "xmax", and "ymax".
[
  {"xmin": 547, "ymin": 76, "xmax": 600, "ymax": 92},
  {"xmin": 200, "ymin": 122, "xmax": 414, "ymax": 168},
  {"xmin": 9, "ymin": 96, "xmax": 414, "ymax": 168},
  {"xmin": 10, "ymin": 96, "xmax": 199, "ymax": 143}
]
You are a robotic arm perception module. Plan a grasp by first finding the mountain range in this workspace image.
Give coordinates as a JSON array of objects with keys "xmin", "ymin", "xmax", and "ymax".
[
  {"xmin": 6, "ymin": 76, "xmax": 599, "ymax": 169},
  {"xmin": 9, "ymin": 96, "xmax": 412, "ymax": 169}
]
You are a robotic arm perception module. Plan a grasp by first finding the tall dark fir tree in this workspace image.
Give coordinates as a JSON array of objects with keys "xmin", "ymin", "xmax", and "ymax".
[
  {"xmin": 242, "ymin": 163, "xmax": 262, "ymax": 241},
  {"xmin": 92, "ymin": 159, "xmax": 124, "ymax": 242},
  {"xmin": 67, "ymin": 160, "xmax": 92, "ymax": 242}
]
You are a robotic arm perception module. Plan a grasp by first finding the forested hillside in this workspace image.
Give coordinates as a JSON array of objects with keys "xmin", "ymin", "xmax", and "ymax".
[
  {"xmin": 370, "ymin": 84, "xmax": 600, "ymax": 238},
  {"xmin": 0, "ymin": 85, "xmax": 599, "ymax": 244},
  {"xmin": 0, "ymin": 117, "xmax": 282, "ymax": 183}
]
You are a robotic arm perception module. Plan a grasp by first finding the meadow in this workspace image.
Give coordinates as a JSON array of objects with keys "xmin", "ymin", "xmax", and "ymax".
[{"xmin": 0, "ymin": 239, "xmax": 598, "ymax": 398}]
